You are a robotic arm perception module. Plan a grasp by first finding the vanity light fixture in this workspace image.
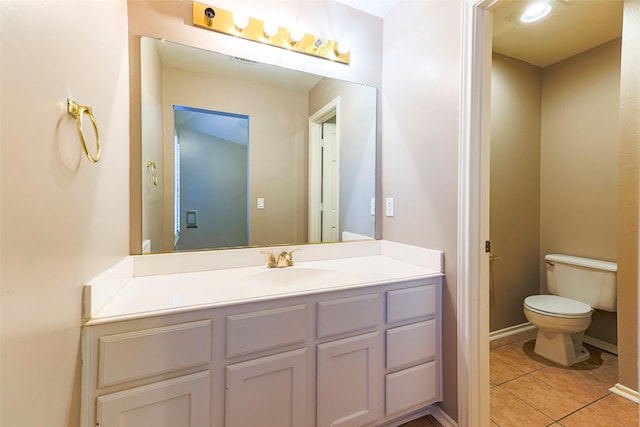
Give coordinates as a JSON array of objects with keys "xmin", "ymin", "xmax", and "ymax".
[
  {"xmin": 192, "ymin": 1, "xmax": 350, "ymax": 65},
  {"xmin": 520, "ymin": 1, "xmax": 552, "ymax": 23}
]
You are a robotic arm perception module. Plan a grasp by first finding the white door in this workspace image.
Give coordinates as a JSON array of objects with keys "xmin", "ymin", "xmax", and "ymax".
[{"xmin": 321, "ymin": 122, "xmax": 338, "ymax": 242}]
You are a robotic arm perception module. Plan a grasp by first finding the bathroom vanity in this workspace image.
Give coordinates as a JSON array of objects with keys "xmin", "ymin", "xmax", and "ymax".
[{"xmin": 80, "ymin": 240, "xmax": 443, "ymax": 427}]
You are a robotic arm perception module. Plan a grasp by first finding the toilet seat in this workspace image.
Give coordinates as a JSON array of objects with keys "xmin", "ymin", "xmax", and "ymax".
[{"xmin": 524, "ymin": 295, "xmax": 592, "ymax": 318}]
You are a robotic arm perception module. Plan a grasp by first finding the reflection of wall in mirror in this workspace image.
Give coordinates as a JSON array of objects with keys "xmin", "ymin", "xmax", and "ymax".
[
  {"xmin": 309, "ymin": 79, "xmax": 376, "ymax": 239},
  {"xmin": 141, "ymin": 36, "xmax": 165, "ymax": 252},
  {"xmin": 156, "ymin": 63, "xmax": 309, "ymax": 250}
]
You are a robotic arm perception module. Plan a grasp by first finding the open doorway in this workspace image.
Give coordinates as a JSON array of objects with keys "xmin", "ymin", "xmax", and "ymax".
[
  {"xmin": 309, "ymin": 97, "xmax": 341, "ymax": 243},
  {"xmin": 173, "ymin": 106, "xmax": 250, "ymax": 250}
]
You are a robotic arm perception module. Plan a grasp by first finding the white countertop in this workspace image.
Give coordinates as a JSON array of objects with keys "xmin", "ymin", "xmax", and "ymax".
[{"xmin": 84, "ymin": 240, "xmax": 443, "ymax": 325}]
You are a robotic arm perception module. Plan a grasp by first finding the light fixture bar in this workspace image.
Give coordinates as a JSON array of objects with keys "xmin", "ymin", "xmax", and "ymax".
[{"xmin": 192, "ymin": 2, "xmax": 350, "ymax": 65}]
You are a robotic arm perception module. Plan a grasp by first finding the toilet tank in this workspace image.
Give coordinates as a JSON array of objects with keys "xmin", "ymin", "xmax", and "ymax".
[{"xmin": 545, "ymin": 254, "xmax": 617, "ymax": 312}]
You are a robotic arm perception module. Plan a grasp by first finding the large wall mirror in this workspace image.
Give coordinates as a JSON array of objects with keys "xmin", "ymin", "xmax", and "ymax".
[{"xmin": 141, "ymin": 36, "xmax": 377, "ymax": 253}]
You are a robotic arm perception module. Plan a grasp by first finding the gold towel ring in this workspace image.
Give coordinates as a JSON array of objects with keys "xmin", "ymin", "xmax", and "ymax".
[{"xmin": 67, "ymin": 98, "xmax": 101, "ymax": 163}]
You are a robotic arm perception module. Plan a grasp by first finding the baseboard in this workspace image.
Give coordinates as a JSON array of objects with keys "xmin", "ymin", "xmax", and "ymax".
[
  {"xmin": 489, "ymin": 322, "xmax": 536, "ymax": 341},
  {"xmin": 583, "ymin": 335, "xmax": 618, "ymax": 355},
  {"xmin": 429, "ymin": 403, "xmax": 458, "ymax": 427},
  {"xmin": 609, "ymin": 383, "xmax": 639, "ymax": 404}
]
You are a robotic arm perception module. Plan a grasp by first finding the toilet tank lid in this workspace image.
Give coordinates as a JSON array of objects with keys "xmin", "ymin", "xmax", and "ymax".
[{"xmin": 545, "ymin": 254, "xmax": 617, "ymax": 272}]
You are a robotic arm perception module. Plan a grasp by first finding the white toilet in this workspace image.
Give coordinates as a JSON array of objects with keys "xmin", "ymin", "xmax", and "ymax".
[{"xmin": 523, "ymin": 254, "xmax": 617, "ymax": 366}]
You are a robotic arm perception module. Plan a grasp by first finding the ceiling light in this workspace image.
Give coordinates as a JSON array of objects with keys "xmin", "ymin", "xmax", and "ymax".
[{"xmin": 520, "ymin": 2, "xmax": 552, "ymax": 23}]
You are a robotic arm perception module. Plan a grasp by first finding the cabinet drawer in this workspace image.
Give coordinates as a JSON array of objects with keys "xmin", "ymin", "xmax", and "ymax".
[
  {"xmin": 386, "ymin": 320, "xmax": 436, "ymax": 371},
  {"xmin": 317, "ymin": 293, "xmax": 379, "ymax": 338},
  {"xmin": 227, "ymin": 304, "xmax": 307, "ymax": 358},
  {"xmin": 385, "ymin": 361, "xmax": 438, "ymax": 415},
  {"xmin": 386, "ymin": 285, "xmax": 436, "ymax": 323},
  {"xmin": 99, "ymin": 320, "xmax": 211, "ymax": 388}
]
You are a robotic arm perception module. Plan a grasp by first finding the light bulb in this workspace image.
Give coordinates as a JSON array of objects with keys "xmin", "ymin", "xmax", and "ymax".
[
  {"xmin": 263, "ymin": 21, "xmax": 279, "ymax": 37},
  {"xmin": 233, "ymin": 11, "xmax": 249, "ymax": 30},
  {"xmin": 336, "ymin": 39, "xmax": 351, "ymax": 55},
  {"xmin": 289, "ymin": 28, "xmax": 304, "ymax": 44}
]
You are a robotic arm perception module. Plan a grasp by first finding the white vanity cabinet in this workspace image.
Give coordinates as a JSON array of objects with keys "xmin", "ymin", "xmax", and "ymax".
[{"xmin": 82, "ymin": 276, "xmax": 442, "ymax": 427}]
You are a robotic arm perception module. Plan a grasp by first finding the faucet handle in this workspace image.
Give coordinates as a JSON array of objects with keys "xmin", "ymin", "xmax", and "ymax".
[
  {"xmin": 285, "ymin": 249, "xmax": 300, "ymax": 267},
  {"xmin": 260, "ymin": 251, "xmax": 277, "ymax": 268}
]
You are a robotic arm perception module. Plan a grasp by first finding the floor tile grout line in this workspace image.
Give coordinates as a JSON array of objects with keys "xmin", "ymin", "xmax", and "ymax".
[
  {"xmin": 493, "ymin": 382, "xmax": 555, "ymax": 423},
  {"xmin": 554, "ymin": 392, "xmax": 614, "ymax": 423}
]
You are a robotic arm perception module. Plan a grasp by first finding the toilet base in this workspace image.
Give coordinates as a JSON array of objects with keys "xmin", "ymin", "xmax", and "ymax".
[{"xmin": 534, "ymin": 329, "xmax": 590, "ymax": 366}]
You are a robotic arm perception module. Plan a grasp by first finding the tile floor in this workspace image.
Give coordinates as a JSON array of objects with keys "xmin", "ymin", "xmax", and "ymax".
[
  {"xmin": 490, "ymin": 330, "xmax": 638, "ymax": 426},
  {"xmin": 402, "ymin": 329, "xmax": 638, "ymax": 427}
]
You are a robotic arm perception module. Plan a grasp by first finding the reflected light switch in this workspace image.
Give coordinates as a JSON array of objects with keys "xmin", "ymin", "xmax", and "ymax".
[
  {"xmin": 186, "ymin": 210, "xmax": 197, "ymax": 228},
  {"xmin": 257, "ymin": 198, "xmax": 265, "ymax": 209}
]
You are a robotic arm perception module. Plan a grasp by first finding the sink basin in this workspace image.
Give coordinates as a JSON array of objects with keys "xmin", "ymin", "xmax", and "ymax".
[{"xmin": 243, "ymin": 267, "xmax": 346, "ymax": 287}]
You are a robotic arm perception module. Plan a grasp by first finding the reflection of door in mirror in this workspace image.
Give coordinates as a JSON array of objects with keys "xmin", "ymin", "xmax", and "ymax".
[
  {"xmin": 321, "ymin": 121, "xmax": 338, "ymax": 242},
  {"xmin": 174, "ymin": 106, "xmax": 249, "ymax": 251},
  {"xmin": 309, "ymin": 98, "xmax": 340, "ymax": 243}
]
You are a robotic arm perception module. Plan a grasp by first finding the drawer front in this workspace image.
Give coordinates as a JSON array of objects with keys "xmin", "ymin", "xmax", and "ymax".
[
  {"xmin": 227, "ymin": 304, "xmax": 307, "ymax": 358},
  {"xmin": 99, "ymin": 320, "xmax": 212, "ymax": 388},
  {"xmin": 386, "ymin": 285, "xmax": 436, "ymax": 324},
  {"xmin": 317, "ymin": 293, "xmax": 379, "ymax": 338},
  {"xmin": 386, "ymin": 320, "xmax": 436, "ymax": 371},
  {"xmin": 385, "ymin": 361, "xmax": 438, "ymax": 416}
]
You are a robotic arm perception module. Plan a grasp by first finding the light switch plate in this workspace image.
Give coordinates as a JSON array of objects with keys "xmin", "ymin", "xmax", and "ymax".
[
  {"xmin": 370, "ymin": 198, "xmax": 375, "ymax": 216},
  {"xmin": 385, "ymin": 197, "xmax": 394, "ymax": 217},
  {"xmin": 257, "ymin": 198, "xmax": 264, "ymax": 209}
]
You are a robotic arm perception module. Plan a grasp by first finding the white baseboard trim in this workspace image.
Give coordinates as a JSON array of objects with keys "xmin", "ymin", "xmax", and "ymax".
[
  {"xmin": 380, "ymin": 408, "xmax": 430, "ymax": 427},
  {"xmin": 583, "ymin": 335, "xmax": 618, "ymax": 355},
  {"xmin": 429, "ymin": 404, "xmax": 458, "ymax": 427},
  {"xmin": 609, "ymin": 383, "xmax": 639, "ymax": 404},
  {"xmin": 489, "ymin": 322, "xmax": 536, "ymax": 341}
]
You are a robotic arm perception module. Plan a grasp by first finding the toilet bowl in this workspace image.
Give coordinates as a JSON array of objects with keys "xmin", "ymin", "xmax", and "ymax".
[{"xmin": 524, "ymin": 295, "xmax": 593, "ymax": 366}]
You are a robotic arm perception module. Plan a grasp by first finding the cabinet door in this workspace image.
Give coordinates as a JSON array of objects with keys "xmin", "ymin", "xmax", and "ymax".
[
  {"xmin": 225, "ymin": 348, "xmax": 307, "ymax": 427},
  {"xmin": 97, "ymin": 371, "xmax": 210, "ymax": 427},
  {"xmin": 317, "ymin": 332, "xmax": 380, "ymax": 427}
]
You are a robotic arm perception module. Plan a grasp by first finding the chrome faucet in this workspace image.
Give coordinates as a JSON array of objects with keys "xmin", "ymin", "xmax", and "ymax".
[{"xmin": 262, "ymin": 250, "xmax": 297, "ymax": 268}]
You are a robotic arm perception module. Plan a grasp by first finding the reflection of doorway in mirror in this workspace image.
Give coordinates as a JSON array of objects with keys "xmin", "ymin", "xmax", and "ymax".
[
  {"xmin": 309, "ymin": 97, "xmax": 340, "ymax": 243},
  {"xmin": 174, "ymin": 106, "xmax": 249, "ymax": 250}
]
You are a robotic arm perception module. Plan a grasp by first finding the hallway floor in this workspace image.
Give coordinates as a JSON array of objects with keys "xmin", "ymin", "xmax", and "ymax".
[{"xmin": 490, "ymin": 330, "xmax": 638, "ymax": 426}]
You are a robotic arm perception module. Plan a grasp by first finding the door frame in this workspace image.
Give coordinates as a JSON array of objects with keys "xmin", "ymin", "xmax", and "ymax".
[
  {"xmin": 309, "ymin": 97, "xmax": 341, "ymax": 243},
  {"xmin": 457, "ymin": 0, "xmax": 495, "ymax": 425}
]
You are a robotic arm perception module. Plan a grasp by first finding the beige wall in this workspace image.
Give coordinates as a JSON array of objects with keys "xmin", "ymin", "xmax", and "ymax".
[
  {"xmin": 541, "ymin": 39, "xmax": 621, "ymax": 344},
  {"xmin": 617, "ymin": 0, "xmax": 639, "ymax": 393},
  {"xmin": 382, "ymin": 1, "xmax": 462, "ymax": 420},
  {"xmin": 490, "ymin": 54, "xmax": 542, "ymax": 331},
  {"xmin": 162, "ymin": 66, "xmax": 309, "ymax": 248},
  {"xmin": 0, "ymin": 2, "xmax": 130, "ymax": 426}
]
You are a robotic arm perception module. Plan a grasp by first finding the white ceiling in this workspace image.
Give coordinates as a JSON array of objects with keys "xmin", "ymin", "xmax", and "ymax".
[{"xmin": 338, "ymin": 0, "xmax": 624, "ymax": 68}]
